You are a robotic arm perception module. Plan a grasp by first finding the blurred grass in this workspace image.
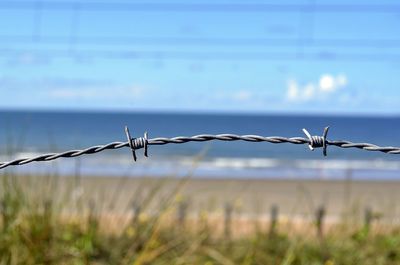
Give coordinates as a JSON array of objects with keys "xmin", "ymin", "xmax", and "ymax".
[{"xmin": 0, "ymin": 173, "xmax": 400, "ymax": 265}]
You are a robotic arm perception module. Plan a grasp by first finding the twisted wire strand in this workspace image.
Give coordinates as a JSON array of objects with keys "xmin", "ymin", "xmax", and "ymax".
[{"xmin": 1, "ymin": 131, "xmax": 400, "ymax": 170}]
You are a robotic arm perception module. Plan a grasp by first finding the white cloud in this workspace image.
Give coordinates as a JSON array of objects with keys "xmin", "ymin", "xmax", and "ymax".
[
  {"xmin": 286, "ymin": 74, "xmax": 348, "ymax": 102},
  {"xmin": 319, "ymin": 74, "xmax": 347, "ymax": 92},
  {"xmin": 286, "ymin": 80, "xmax": 299, "ymax": 101},
  {"xmin": 336, "ymin": 74, "xmax": 348, "ymax": 87},
  {"xmin": 319, "ymin": 75, "xmax": 335, "ymax": 92},
  {"xmin": 303, "ymin": 83, "xmax": 315, "ymax": 100},
  {"xmin": 232, "ymin": 90, "xmax": 252, "ymax": 102},
  {"xmin": 214, "ymin": 89, "xmax": 254, "ymax": 103},
  {"xmin": 50, "ymin": 89, "xmax": 94, "ymax": 99}
]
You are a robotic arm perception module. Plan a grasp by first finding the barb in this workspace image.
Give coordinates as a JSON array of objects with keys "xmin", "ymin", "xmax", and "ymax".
[
  {"xmin": 1, "ymin": 125, "xmax": 400, "ymax": 170},
  {"xmin": 125, "ymin": 126, "xmax": 148, "ymax": 161},
  {"xmin": 302, "ymin": 127, "xmax": 329, "ymax": 156}
]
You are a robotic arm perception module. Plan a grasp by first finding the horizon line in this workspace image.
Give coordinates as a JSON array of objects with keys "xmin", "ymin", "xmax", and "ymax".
[{"xmin": 0, "ymin": 107, "xmax": 399, "ymax": 118}]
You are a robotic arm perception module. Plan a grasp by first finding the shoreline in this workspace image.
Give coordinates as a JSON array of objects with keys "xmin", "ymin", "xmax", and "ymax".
[
  {"xmin": 6, "ymin": 155, "xmax": 400, "ymax": 181},
  {"xmin": 49, "ymin": 173, "xmax": 400, "ymax": 183}
]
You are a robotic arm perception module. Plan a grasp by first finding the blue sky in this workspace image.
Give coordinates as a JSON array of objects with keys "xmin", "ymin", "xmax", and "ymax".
[{"xmin": 0, "ymin": 0, "xmax": 400, "ymax": 115}]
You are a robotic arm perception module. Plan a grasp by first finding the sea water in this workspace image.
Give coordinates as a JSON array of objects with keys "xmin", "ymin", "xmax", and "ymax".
[{"xmin": 1, "ymin": 110, "xmax": 399, "ymax": 180}]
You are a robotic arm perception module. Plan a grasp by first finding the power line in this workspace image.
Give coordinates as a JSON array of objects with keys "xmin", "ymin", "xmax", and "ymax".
[
  {"xmin": 2, "ymin": 35, "xmax": 400, "ymax": 48},
  {"xmin": 0, "ymin": 2, "xmax": 399, "ymax": 13},
  {"xmin": 1, "ymin": 48, "xmax": 400, "ymax": 62}
]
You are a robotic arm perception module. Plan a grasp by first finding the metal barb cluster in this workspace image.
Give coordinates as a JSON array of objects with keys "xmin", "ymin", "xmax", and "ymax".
[
  {"xmin": 302, "ymin": 127, "xmax": 329, "ymax": 156},
  {"xmin": 125, "ymin": 126, "xmax": 148, "ymax": 161},
  {"xmin": 1, "ymin": 125, "xmax": 400, "ymax": 170}
]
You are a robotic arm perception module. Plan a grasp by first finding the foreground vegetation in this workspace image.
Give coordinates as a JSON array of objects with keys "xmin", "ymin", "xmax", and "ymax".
[{"xmin": 1, "ymin": 175, "xmax": 400, "ymax": 265}]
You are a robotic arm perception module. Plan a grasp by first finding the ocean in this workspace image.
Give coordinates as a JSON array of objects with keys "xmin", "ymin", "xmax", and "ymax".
[{"xmin": 1, "ymin": 110, "xmax": 400, "ymax": 180}]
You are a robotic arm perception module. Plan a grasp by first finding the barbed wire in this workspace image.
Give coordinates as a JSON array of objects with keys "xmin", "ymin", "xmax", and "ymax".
[{"xmin": 1, "ymin": 126, "xmax": 400, "ymax": 170}]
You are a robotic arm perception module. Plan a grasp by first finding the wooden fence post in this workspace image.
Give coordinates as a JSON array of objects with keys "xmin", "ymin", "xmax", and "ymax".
[
  {"xmin": 269, "ymin": 204, "xmax": 279, "ymax": 236},
  {"xmin": 132, "ymin": 201, "xmax": 141, "ymax": 224},
  {"xmin": 177, "ymin": 200, "xmax": 188, "ymax": 227},
  {"xmin": 316, "ymin": 205, "xmax": 326, "ymax": 239},
  {"xmin": 364, "ymin": 206, "xmax": 373, "ymax": 231},
  {"xmin": 224, "ymin": 202, "xmax": 233, "ymax": 239}
]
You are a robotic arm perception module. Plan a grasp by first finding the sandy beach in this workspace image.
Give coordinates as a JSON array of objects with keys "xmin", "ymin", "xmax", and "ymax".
[{"xmin": 6, "ymin": 175, "xmax": 400, "ymax": 224}]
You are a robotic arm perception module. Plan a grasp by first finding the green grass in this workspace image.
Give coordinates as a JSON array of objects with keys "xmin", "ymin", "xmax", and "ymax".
[{"xmin": 1, "ymin": 174, "xmax": 400, "ymax": 265}]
